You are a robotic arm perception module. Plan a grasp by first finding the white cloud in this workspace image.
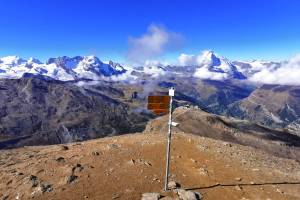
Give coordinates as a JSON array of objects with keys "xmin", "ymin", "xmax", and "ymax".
[
  {"xmin": 144, "ymin": 59, "xmax": 170, "ymax": 67},
  {"xmin": 177, "ymin": 50, "xmax": 217, "ymax": 66},
  {"xmin": 249, "ymin": 54, "xmax": 300, "ymax": 85},
  {"xmin": 127, "ymin": 24, "xmax": 184, "ymax": 64},
  {"xmin": 178, "ymin": 53, "xmax": 198, "ymax": 66},
  {"xmin": 143, "ymin": 65, "xmax": 166, "ymax": 77},
  {"xmin": 194, "ymin": 67, "xmax": 228, "ymax": 80},
  {"xmin": 75, "ymin": 70, "xmax": 138, "ymax": 87}
]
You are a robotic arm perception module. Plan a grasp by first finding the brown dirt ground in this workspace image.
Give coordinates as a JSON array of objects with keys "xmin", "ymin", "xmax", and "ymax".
[{"xmin": 0, "ymin": 132, "xmax": 300, "ymax": 200}]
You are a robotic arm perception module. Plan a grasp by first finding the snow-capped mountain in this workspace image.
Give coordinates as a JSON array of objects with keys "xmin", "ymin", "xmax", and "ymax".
[
  {"xmin": 0, "ymin": 56, "xmax": 27, "ymax": 66},
  {"xmin": 0, "ymin": 51, "xmax": 289, "ymax": 83},
  {"xmin": 0, "ymin": 55, "xmax": 127, "ymax": 81},
  {"xmin": 45, "ymin": 56, "xmax": 127, "ymax": 80},
  {"xmin": 193, "ymin": 50, "xmax": 246, "ymax": 80},
  {"xmin": 0, "ymin": 56, "xmax": 41, "ymax": 79},
  {"xmin": 176, "ymin": 50, "xmax": 247, "ymax": 80},
  {"xmin": 233, "ymin": 60, "xmax": 281, "ymax": 77}
]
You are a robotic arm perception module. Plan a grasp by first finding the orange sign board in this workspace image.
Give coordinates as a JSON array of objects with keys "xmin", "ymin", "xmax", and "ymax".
[{"xmin": 147, "ymin": 95, "xmax": 170, "ymax": 115}]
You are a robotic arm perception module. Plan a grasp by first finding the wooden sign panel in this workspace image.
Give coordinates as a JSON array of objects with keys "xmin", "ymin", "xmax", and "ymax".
[{"xmin": 147, "ymin": 95, "xmax": 170, "ymax": 115}]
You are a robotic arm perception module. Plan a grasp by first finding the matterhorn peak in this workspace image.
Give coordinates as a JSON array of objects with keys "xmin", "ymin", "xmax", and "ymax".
[
  {"xmin": 197, "ymin": 50, "xmax": 221, "ymax": 66},
  {"xmin": 202, "ymin": 50, "xmax": 215, "ymax": 56}
]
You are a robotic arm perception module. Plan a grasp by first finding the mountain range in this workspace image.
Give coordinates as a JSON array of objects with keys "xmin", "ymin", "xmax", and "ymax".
[
  {"xmin": 0, "ymin": 55, "xmax": 127, "ymax": 81},
  {"xmin": 1, "ymin": 51, "xmax": 300, "ymax": 148},
  {"xmin": 0, "ymin": 51, "xmax": 281, "ymax": 82}
]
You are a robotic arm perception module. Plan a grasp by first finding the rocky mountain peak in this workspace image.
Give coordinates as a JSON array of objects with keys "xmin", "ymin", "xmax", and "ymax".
[{"xmin": 199, "ymin": 50, "xmax": 221, "ymax": 66}]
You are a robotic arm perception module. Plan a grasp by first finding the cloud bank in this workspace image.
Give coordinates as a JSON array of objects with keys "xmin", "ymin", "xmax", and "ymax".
[
  {"xmin": 249, "ymin": 54, "xmax": 300, "ymax": 85},
  {"xmin": 178, "ymin": 50, "xmax": 219, "ymax": 66},
  {"xmin": 178, "ymin": 53, "xmax": 200, "ymax": 66},
  {"xmin": 194, "ymin": 67, "xmax": 229, "ymax": 80},
  {"xmin": 127, "ymin": 24, "xmax": 184, "ymax": 64}
]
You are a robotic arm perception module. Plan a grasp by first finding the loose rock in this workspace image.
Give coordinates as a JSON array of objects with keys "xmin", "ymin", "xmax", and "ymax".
[
  {"xmin": 2, "ymin": 195, "xmax": 9, "ymax": 200},
  {"xmin": 67, "ymin": 175, "xmax": 78, "ymax": 184},
  {"xmin": 128, "ymin": 159, "xmax": 135, "ymax": 165},
  {"xmin": 235, "ymin": 185, "xmax": 242, "ymax": 191},
  {"xmin": 92, "ymin": 151, "xmax": 100, "ymax": 156},
  {"xmin": 197, "ymin": 168, "xmax": 209, "ymax": 176},
  {"xmin": 61, "ymin": 145, "xmax": 69, "ymax": 150},
  {"xmin": 176, "ymin": 189, "xmax": 201, "ymax": 200},
  {"xmin": 141, "ymin": 193, "xmax": 160, "ymax": 200},
  {"xmin": 223, "ymin": 142, "xmax": 232, "ymax": 147},
  {"xmin": 276, "ymin": 188, "xmax": 284, "ymax": 194},
  {"xmin": 29, "ymin": 175, "xmax": 39, "ymax": 187},
  {"xmin": 107, "ymin": 144, "xmax": 120, "ymax": 149},
  {"xmin": 235, "ymin": 177, "xmax": 242, "ymax": 181},
  {"xmin": 56, "ymin": 157, "xmax": 65, "ymax": 163},
  {"xmin": 72, "ymin": 163, "xmax": 83, "ymax": 173},
  {"xmin": 112, "ymin": 193, "xmax": 120, "ymax": 199},
  {"xmin": 40, "ymin": 183, "xmax": 53, "ymax": 193},
  {"xmin": 168, "ymin": 181, "xmax": 180, "ymax": 190},
  {"xmin": 196, "ymin": 145, "xmax": 209, "ymax": 151}
]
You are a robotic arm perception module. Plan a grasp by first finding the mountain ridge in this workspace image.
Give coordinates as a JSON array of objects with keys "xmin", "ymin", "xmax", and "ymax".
[
  {"xmin": 0, "ymin": 51, "xmax": 280, "ymax": 82},
  {"xmin": 0, "ymin": 55, "xmax": 127, "ymax": 81}
]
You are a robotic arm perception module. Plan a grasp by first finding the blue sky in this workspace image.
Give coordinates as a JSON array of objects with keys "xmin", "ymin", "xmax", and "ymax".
[{"xmin": 0, "ymin": 0, "xmax": 300, "ymax": 62}]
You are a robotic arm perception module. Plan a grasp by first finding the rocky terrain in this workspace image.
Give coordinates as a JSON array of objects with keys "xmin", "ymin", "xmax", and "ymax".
[
  {"xmin": 227, "ymin": 84, "xmax": 300, "ymax": 134},
  {"xmin": 0, "ymin": 75, "xmax": 151, "ymax": 148},
  {"xmin": 154, "ymin": 77, "xmax": 254, "ymax": 114},
  {"xmin": 1, "ymin": 106, "xmax": 300, "ymax": 199},
  {"xmin": 145, "ymin": 107, "xmax": 300, "ymax": 161},
  {"xmin": 0, "ymin": 131, "xmax": 299, "ymax": 200}
]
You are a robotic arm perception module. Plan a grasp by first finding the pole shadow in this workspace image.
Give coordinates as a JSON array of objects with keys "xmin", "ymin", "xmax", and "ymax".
[{"xmin": 186, "ymin": 181, "xmax": 300, "ymax": 191}]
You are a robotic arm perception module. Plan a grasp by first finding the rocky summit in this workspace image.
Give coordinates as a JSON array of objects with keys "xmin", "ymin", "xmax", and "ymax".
[{"xmin": 0, "ymin": 131, "xmax": 299, "ymax": 200}]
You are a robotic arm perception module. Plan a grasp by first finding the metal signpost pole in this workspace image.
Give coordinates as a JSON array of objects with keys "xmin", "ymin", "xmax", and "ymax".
[{"xmin": 164, "ymin": 88, "xmax": 174, "ymax": 191}]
